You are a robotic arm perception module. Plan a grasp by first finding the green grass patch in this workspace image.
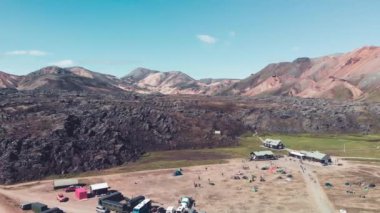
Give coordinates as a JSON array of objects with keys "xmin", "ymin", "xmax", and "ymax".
[
  {"xmin": 45, "ymin": 133, "xmax": 380, "ymax": 181},
  {"xmin": 341, "ymin": 158, "xmax": 380, "ymax": 165},
  {"xmin": 102, "ymin": 136, "xmax": 285, "ymax": 175},
  {"xmin": 209, "ymin": 136, "xmax": 287, "ymax": 157},
  {"xmin": 114, "ymin": 159, "xmax": 228, "ymax": 173},
  {"xmin": 261, "ymin": 133, "xmax": 380, "ymax": 158}
]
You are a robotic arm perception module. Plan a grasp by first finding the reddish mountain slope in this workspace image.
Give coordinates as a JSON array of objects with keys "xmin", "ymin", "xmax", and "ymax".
[
  {"xmin": 0, "ymin": 71, "xmax": 20, "ymax": 88},
  {"xmin": 222, "ymin": 46, "xmax": 380, "ymax": 100}
]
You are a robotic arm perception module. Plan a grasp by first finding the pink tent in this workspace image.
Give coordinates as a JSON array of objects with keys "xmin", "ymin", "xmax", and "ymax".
[
  {"xmin": 75, "ymin": 187, "xmax": 87, "ymax": 200},
  {"xmin": 268, "ymin": 166, "xmax": 276, "ymax": 174}
]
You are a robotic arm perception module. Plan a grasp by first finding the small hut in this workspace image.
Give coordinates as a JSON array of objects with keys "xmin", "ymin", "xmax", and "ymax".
[
  {"xmin": 263, "ymin": 139, "xmax": 284, "ymax": 149},
  {"xmin": 250, "ymin": 151, "xmax": 275, "ymax": 161}
]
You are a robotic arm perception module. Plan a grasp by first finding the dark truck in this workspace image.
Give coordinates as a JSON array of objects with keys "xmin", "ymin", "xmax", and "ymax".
[
  {"xmin": 98, "ymin": 192, "xmax": 145, "ymax": 213},
  {"xmin": 127, "ymin": 196, "xmax": 146, "ymax": 210},
  {"xmin": 31, "ymin": 202, "xmax": 48, "ymax": 213},
  {"xmin": 20, "ymin": 202, "xmax": 63, "ymax": 213},
  {"xmin": 41, "ymin": 207, "xmax": 64, "ymax": 213},
  {"xmin": 101, "ymin": 199, "xmax": 129, "ymax": 213},
  {"xmin": 20, "ymin": 202, "xmax": 32, "ymax": 210}
]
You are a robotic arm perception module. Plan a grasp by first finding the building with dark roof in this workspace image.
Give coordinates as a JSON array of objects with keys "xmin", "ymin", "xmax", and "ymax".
[
  {"xmin": 250, "ymin": 150, "xmax": 276, "ymax": 160},
  {"xmin": 263, "ymin": 139, "xmax": 284, "ymax": 149}
]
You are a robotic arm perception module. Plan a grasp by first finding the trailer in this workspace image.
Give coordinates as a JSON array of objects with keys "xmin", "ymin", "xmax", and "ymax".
[
  {"xmin": 90, "ymin": 182, "xmax": 109, "ymax": 196},
  {"xmin": 53, "ymin": 178, "xmax": 79, "ymax": 190}
]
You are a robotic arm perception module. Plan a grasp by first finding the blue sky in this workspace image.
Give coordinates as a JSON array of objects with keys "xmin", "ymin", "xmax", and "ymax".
[{"xmin": 1, "ymin": 0, "xmax": 380, "ymax": 79}]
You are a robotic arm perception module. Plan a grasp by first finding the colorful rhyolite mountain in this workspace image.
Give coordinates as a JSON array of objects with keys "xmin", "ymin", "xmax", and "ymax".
[
  {"xmin": 1, "ymin": 46, "xmax": 379, "ymax": 100},
  {"xmin": 222, "ymin": 46, "xmax": 380, "ymax": 101}
]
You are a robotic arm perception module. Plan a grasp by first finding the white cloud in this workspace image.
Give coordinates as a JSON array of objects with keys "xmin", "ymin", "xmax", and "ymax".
[
  {"xmin": 196, "ymin": 34, "xmax": 217, "ymax": 44},
  {"xmin": 229, "ymin": 31, "xmax": 236, "ymax": 37},
  {"xmin": 5, "ymin": 50, "xmax": 48, "ymax": 56},
  {"xmin": 51, "ymin": 59, "xmax": 75, "ymax": 67}
]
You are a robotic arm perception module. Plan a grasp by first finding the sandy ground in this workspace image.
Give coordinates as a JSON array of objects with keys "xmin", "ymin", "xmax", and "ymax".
[
  {"xmin": 317, "ymin": 161, "xmax": 380, "ymax": 213},
  {"xmin": 0, "ymin": 193, "xmax": 23, "ymax": 213},
  {"xmin": 0, "ymin": 158, "xmax": 378, "ymax": 213}
]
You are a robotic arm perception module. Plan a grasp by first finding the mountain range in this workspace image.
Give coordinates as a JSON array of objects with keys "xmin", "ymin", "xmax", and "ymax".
[
  {"xmin": 1, "ymin": 46, "xmax": 380, "ymax": 101},
  {"xmin": 2, "ymin": 46, "xmax": 380, "ymax": 184}
]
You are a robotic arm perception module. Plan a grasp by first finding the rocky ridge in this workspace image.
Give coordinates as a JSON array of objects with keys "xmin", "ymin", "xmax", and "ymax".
[{"xmin": 0, "ymin": 89, "xmax": 380, "ymax": 183}]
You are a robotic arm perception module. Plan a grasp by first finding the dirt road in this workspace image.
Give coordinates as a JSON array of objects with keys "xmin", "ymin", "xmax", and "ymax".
[{"xmin": 298, "ymin": 161, "xmax": 336, "ymax": 213}]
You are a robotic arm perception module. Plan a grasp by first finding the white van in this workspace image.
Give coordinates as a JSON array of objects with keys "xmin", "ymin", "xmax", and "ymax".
[{"xmin": 166, "ymin": 206, "xmax": 175, "ymax": 213}]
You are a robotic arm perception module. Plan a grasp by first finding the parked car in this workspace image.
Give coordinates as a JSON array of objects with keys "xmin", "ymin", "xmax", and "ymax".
[
  {"xmin": 65, "ymin": 185, "xmax": 78, "ymax": 192},
  {"xmin": 56, "ymin": 193, "xmax": 69, "ymax": 202},
  {"xmin": 166, "ymin": 206, "xmax": 175, "ymax": 213},
  {"xmin": 19, "ymin": 202, "xmax": 32, "ymax": 210},
  {"xmin": 96, "ymin": 205, "xmax": 110, "ymax": 213}
]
